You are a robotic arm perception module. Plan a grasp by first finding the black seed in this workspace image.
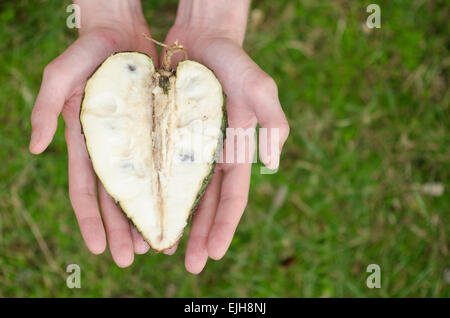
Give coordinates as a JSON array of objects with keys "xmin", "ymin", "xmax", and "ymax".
[
  {"xmin": 179, "ymin": 153, "xmax": 195, "ymax": 162},
  {"xmin": 127, "ymin": 64, "xmax": 136, "ymax": 71},
  {"xmin": 121, "ymin": 162, "xmax": 135, "ymax": 170},
  {"xmin": 105, "ymin": 121, "xmax": 117, "ymax": 130}
]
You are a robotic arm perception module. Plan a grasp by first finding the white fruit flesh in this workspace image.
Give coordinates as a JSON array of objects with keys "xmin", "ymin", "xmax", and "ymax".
[{"xmin": 80, "ymin": 52, "xmax": 224, "ymax": 251}]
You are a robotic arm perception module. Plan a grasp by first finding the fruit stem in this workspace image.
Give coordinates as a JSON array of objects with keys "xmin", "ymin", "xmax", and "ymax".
[{"xmin": 142, "ymin": 33, "xmax": 188, "ymax": 72}]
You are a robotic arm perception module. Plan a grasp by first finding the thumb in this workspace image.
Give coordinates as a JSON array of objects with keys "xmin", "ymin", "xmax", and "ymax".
[{"xmin": 29, "ymin": 30, "xmax": 129, "ymax": 154}]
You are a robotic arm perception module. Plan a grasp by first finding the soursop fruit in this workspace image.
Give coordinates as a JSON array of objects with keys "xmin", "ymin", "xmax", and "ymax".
[{"xmin": 80, "ymin": 49, "xmax": 226, "ymax": 252}]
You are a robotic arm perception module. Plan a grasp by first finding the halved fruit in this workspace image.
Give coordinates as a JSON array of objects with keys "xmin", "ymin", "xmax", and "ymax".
[{"xmin": 80, "ymin": 51, "xmax": 225, "ymax": 251}]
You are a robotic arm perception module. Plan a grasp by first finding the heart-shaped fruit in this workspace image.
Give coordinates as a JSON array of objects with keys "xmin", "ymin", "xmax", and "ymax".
[{"xmin": 80, "ymin": 48, "xmax": 226, "ymax": 251}]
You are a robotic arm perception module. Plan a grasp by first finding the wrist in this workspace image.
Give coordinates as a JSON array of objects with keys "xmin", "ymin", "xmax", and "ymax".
[
  {"xmin": 174, "ymin": 0, "xmax": 250, "ymax": 45},
  {"xmin": 74, "ymin": 0, "xmax": 147, "ymax": 37}
]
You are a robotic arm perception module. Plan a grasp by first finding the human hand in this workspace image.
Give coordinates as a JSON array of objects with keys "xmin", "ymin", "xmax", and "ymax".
[
  {"xmin": 29, "ymin": 0, "xmax": 158, "ymax": 267},
  {"xmin": 161, "ymin": 0, "xmax": 290, "ymax": 273}
]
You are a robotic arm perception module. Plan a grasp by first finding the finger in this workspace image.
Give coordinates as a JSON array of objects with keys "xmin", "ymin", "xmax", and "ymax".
[
  {"xmin": 185, "ymin": 170, "xmax": 223, "ymax": 274},
  {"xmin": 29, "ymin": 64, "xmax": 66, "ymax": 154},
  {"xmin": 130, "ymin": 222, "xmax": 150, "ymax": 254},
  {"xmin": 243, "ymin": 69, "xmax": 289, "ymax": 170},
  {"xmin": 137, "ymin": 28, "xmax": 160, "ymax": 68},
  {"xmin": 30, "ymin": 30, "xmax": 132, "ymax": 154},
  {"xmin": 98, "ymin": 181, "xmax": 134, "ymax": 268},
  {"xmin": 207, "ymin": 162, "xmax": 252, "ymax": 260},
  {"xmin": 64, "ymin": 94, "xmax": 107, "ymax": 255},
  {"xmin": 163, "ymin": 242, "xmax": 179, "ymax": 256}
]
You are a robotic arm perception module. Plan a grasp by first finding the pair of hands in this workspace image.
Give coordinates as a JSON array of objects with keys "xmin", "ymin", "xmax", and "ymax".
[{"xmin": 29, "ymin": 6, "xmax": 289, "ymax": 274}]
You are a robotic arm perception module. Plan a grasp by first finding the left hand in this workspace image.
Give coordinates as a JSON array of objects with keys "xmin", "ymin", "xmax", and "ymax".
[{"xmin": 162, "ymin": 23, "xmax": 289, "ymax": 273}]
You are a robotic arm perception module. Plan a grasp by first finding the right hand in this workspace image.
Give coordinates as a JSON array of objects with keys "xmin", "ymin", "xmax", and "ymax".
[{"xmin": 29, "ymin": 18, "xmax": 158, "ymax": 267}]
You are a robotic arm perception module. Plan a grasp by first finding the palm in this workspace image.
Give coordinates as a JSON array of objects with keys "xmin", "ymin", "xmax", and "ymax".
[{"xmin": 163, "ymin": 28, "xmax": 289, "ymax": 273}]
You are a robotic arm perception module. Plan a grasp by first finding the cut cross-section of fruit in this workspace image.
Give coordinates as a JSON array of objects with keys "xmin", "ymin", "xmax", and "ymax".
[{"xmin": 80, "ymin": 51, "xmax": 226, "ymax": 251}]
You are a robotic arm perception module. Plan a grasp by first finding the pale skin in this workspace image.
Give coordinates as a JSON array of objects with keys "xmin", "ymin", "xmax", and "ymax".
[{"xmin": 29, "ymin": 0, "xmax": 289, "ymax": 274}]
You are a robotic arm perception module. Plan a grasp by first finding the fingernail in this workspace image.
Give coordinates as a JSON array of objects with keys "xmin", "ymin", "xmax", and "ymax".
[
  {"xmin": 265, "ymin": 154, "xmax": 279, "ymax": 170},
  {"xmin": 261, "ymin": 154, "xmax": 270, "ymax": 167},
  {"xmin": 163, "ymin": 245, "xmax": 177, "ymax": 255},
  {"xmin": 30, "ymin": 131, "xmax": 40, "ymax": 148}
]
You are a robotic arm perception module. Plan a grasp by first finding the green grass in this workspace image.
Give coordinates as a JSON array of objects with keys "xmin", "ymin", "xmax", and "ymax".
[{"xmin": 0, "ymin": 0, "xmax": 448, "ymax": 297}]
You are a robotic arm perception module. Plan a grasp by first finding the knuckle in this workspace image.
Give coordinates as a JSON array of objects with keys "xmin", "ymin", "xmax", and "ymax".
[
  {"xmin": 42, "ymin": 64, "xmax": 52, "ymax": 79},
  {"xmin": 245, "ymin": 70, "xmax": 278, "ymax": 94},
  {"xmin": 91, "ymin": 28, "xmax": 124, "ymax": 49},
  {"xmin": 243, "ymin": 69, "xmax": 278, "ymax": 100},
  {"xmin": 62, "ymin": 103, "xmax": 79, "ymax": 122},
  {"xmin": 280, "ymin": 115, "xmax": 290, "ymax": 133},
  {"xmin": 259, "ymin": 74, "xmax": 278, "ymax": 95},
  {"xmin": 42, "ymin": 59, "xmax": 66, "ymax": 87},
  {"xmin": 221, "ymin": 192, "xmax": 249, "ymax": 210},
  {"xmin": 30, "ymin": 104, "xmax": 41, "ymax": 119},
  {"xmin": 69, "ymin": 185, "xmax": 96, "ymax": 202},
  {"xmin": 43, "ymin": 60, "xmax": 59, "ymax": 79},
  {"xmin": 281, "ymin": 120, "xmax": 290, "ymax": 141}
]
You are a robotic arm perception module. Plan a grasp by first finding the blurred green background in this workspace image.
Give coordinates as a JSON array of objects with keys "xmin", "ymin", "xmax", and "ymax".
[{"xmin": 0, "ymin": 0, "xmax": 449, "ymax": 297}]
